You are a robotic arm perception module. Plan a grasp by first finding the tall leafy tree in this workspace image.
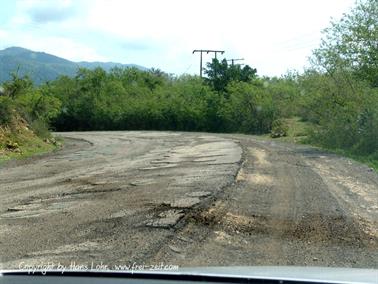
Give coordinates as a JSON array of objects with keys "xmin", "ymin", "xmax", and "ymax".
[
  {"xmin": 313, "ymin": 0, "xmax": 378, "ymax": 87},
  {"xmin": 204, "ymin": 58, "xmax": 257, "ymax": 93}
]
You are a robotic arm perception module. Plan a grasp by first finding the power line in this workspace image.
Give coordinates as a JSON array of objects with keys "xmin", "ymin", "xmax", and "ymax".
[
  {"xmin": 227, "ymin": 58, "xmax": 244, "ymax": 66},
  {"xmin": 183, "ymin": 64, "xmax": 193, "ymax": 74},
  {"xmin": 192, "ymin": 49, "xmax": 225, "ymax": 78}
]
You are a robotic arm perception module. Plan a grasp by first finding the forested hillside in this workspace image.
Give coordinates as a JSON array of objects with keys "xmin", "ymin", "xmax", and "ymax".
[
  {"xmin": 0, "ymin": 47, "xmax": 146, "ymax": 85},
  {"xmin": 0, "ymin": 0, "xmax": 377, "ymax": 168}
]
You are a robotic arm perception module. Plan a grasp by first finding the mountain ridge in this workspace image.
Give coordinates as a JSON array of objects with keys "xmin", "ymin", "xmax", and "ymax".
[{"xmin": 0, "ymin": 46, "xmax": 147, "ymax": 84}]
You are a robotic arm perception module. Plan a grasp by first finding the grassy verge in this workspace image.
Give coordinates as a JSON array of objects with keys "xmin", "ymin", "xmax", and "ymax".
[
  {"xmin": 0, "ymin": 123, "xmax": 61, "ymax": 165},
  {"xmin": 264, "ymin": 117, "xmax": 310, "ymax": 143},
  {"xmin": 266, "ymin": 117, "xmax": 378, "ymax": 172},
  {"xmin": 321, "ymin": 148, "xmax": 378, "ymax": 171}
]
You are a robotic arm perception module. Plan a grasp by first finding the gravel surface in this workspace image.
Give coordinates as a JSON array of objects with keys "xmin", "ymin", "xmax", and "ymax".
[{"xmin": 0, "ymin": 131, "xmax": 376, "ymax": 269}]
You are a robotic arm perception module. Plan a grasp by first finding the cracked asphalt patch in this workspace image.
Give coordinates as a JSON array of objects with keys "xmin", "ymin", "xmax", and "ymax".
[{"xmin": 0, "ymin": 131, "xmax": 241, "ymax": 268}]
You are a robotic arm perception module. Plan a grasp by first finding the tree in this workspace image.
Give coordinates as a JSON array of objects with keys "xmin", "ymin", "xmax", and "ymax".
[
  {"xmin": 220, "ymin": 81, "xmax": 277, "ymax": 133},
  {"xmin": 204, "ymin": 58, "xmax": 257, "ymax": 93},
  {"xmin": 313, "ymin": 0, "xmax": 378, "ymax": 87},
  {"xmin": 3, "ymin": 72, "xmax": 33, "ymax": 99}
]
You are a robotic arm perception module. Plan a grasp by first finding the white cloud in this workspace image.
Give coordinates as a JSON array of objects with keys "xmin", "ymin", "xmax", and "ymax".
[
  {"xmin": 0, "ymin": 33, "xmax": 106, "ymax": 62},
  {"xmin": 21, "ymin": 37, "xmax": 107, "ymax": 62},
  {"xmin": 1, "ymin": 0, "xmax": 355, "ymax": 76},
  {"xmin": 0, "ymin": 29, "xmax": 8, "ymax": 39}
]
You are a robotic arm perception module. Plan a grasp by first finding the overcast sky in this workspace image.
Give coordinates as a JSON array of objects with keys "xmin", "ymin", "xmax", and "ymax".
[{"xmin": 0, "ymin": 0, "xmax": 356, "ymax": 77}]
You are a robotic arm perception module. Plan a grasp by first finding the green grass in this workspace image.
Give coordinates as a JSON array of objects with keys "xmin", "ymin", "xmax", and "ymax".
[
  {"xmin": 1, "ymin": 138, "xmax": 55, "ymax": 162},
  {"xmin": 264, "ymin": 116, "xmax": 311, "ymax": 143},
  {"xmin": 0, "ymin": 125, "xmax": 60, "ymax": 165},
  {"xmin": 265, "ymin": 116, "xmax": 378, "ymax": 172},
  {"xmin": 323, "ymin": 148, "xmax": 378, "ymax": 172}
]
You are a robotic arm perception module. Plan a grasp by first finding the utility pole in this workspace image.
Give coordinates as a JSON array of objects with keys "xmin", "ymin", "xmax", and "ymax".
[
  {"xmin": 227, "ymin": 58, "xmax": 244, "ymax": 66},
  {"xmin": 192, "ymin": 49, "xmax": 225, "ymax": 78}
]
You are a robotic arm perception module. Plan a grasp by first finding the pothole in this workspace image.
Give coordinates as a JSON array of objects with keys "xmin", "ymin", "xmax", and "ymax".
[
  {"xmin": 144, "ymin": 195, "xmax": 208, "ymax": 229},
  {"xmin": 186, "ymin": 191, "xmax": 212, "ymax": 198},
  {"xmin": 145, "ymin": 209, "xmax": 185, "ymax": 228},
  {"xmin": 2, "ymin": 199, "xmax": 81, "ymax": 219},
  {"xmin": 164, "ymin": 197, "xmax": 201, "ymax": 208}
]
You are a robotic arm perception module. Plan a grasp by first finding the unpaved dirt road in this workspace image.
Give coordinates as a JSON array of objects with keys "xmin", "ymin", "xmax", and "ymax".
[{"xmin": 0, "ymin": 131, "xmax": 377, "ymax": 269}]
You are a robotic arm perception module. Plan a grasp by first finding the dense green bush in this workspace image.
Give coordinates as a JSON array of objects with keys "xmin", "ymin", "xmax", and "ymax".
[
  {"xmin": 47, "ymin": 66, "xmax": 279, "ymax": 134},
  {"xmin": 220, "ymin": 81, "xmax": 277, "ymax": 133},
  {"xmin": 0, "ymin": 96, "xmax": 14, "ymax": 125},
  {"xmin": 298, "ymin": 0, "xmax": 378, "ymax": 157},
  {"xmin": 270, "ymin": 119, "xmax": 289, "ymax": 138},
  {"xmin": 30, "ymin": 118, "xmax": 51, "ymax": 139},
  {"xmin": 298, "ymin": 70, "xmax": 378, "ymax": 156},
  {"xmin": 0, "ymin": 74, "xmax": 60, "ymax": 138}
]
